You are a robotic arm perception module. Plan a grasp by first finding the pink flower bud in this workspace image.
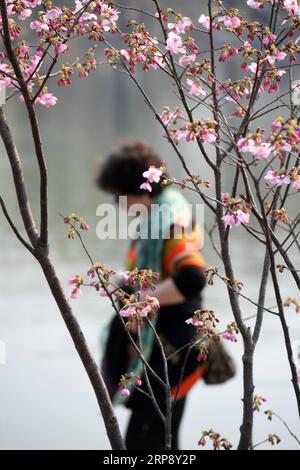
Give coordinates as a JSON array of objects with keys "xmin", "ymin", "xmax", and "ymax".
[{"xmin": 120, "ymin": 387, "xmax": 130, "ymax": 397}]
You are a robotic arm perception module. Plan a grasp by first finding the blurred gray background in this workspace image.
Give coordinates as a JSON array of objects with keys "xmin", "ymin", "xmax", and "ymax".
[{"xmin": 0, "ymin": 1, "xmax": 299, "ymax": 450}]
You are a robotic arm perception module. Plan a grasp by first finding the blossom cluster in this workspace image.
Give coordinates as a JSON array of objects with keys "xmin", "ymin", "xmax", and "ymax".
[
  {"xmin": 284, "ymin": 296, "xmax": 300, "ymax": 314},
  {"xmin": 198, "ymin": 429, "xmax": 233, "ymax": 450},
  {"xmin": 185, "ymin": 309, "xmax": 220, "ymax": 362},
  {"xmin": 221, "ymin": 194, "xmax": 251, "ymax": 228},
  {"xmin": 64, "ymin": 213, "xmax": 89, "ymax": 238},
  {"xmin": 222, "ymin": 322, "xmax": 239, "ymax": 343},
  {"xmin": 140, "ymin": 164, "xmax": 164, "ymax": 192},
  {"xmin": 119, "ymin": 372, "xmax": 142, "ymax": 397},
  {"xmin": 0, "ymin": 1, "xmax": 119, "ymax": 106},
  {"xmin": 253, "ymin": 394, "xmax": 267, "ymax": 412}
]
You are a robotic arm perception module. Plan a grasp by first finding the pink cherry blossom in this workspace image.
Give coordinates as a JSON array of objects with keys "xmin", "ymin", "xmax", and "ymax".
[
  {"xmin": 140, "ymin": 165, "xmax": 162, "ymax": 192},
  {"xmin": 283, "ymin": 0, "xmax": 300, "ymax": 17},
  {"xmin": 222, "ymin": 331, "xmax": 237, "ymax": 343},
  {"xmin": 0, "ymin": 64, "xmax": 12, "ymax": 89},
  {"xmin": 186, "ymin": 317, "xmax": 204, "ymax": 328},
  {"xmin": 68, "ymin": 275, "xmax": 83, "ymax": 286},
  {"xmin": 167, "ymin": 17, "xmax": 193, "ymax": 34},
  {"xmin": 219, "ymin": 16, "xmax": 241, "ymax": 29},
  {"xmin": 55, "ymin": 43, "xmax": 68, "ymax": 55},
  {"xmin": 237, "ymin": 138, "xmax": 256, "ymax": 153},
  {"xmin": 44, "ymin": 8, "xmax": 62, "ymax": 22},
  {"xmin": 197, "ymin": 350, "xmax": 208, "ymax": 362},
  {"xmin": 247, "ymin": 0, "xmax": 263, "ymax": 8},
  {"xmin": 147, "ymin": 296, "xmax": 160, "ymax": 310},
  {"xmin": 100, "ymin": 4, "xmax": 120, "ymax": 23},
  {"xmin": 0, "ymin": 76, "xmax": 11, "ymax": 90},
  {"xmin": 22, "ymin": 55, "xmax": 41, "ymax": 80},
  {"xmin": 264, "ymin": 170, "xmax": 290, "ymax": 186},
  {"xmin": 200, "ymin": 128, "xmax": 217, "ymax": 143},
  {"xmin": 70, "ymin": 287, "xmax": 82, "ymax": 299},
  {"xmin": 20, "ymin": 9, "xmax": 32, "ymax": 20},
  {"xmin": 179, "ymin": 54, "xmax": 196, "ymax": 66},
  {"xmin": 186, "ymin": 78, "xmax": 206, "ymax": 97},
  {"xmin": 271, "ymin": 120, "xmax": 283, "ymax": 132},
  {"xmin": 222, "ymin": 209, "xmax": 250, "ymax": 227},
  {"xmin": 140, "ymin": 182, "xmax": 152, "ymax": 192},
  {"xmin": 135, "ymin": 377, "xmax": 142, "ymax": 387},
  {"xmin": 99, "ymin": 290, "xmax": 109, "ymax": 297},
  {"xmin": 252, "ymin": 142, "xmax": 272, "ymax": 159},
  {"xmin": 222, "ymin": 331, "xmax": 238, "ymax": 342},
  {"xmin": 222, "ymin": 214, "xmax": 237, "ymax": 227},
  {"xmin": 68, "ymin": 275, "xmax": 83, "ymax": 300},
  {"xmin": 266, "ymin": 51, "xmax": 287, "ymax": 65},
  {"xmin": 140, "ymin": 305, "xmax": 151, "ymax": 317},
  {"xmin": 120, "ymin": 49, "xmax": 131, "ymax": 62},
  {"xmin": 151, "ymin": 53, "xmax": 166, "ymax": 70},
  {"xmin": 30, "ymin": 20, "xmax": 49, "ymax": 32},
  {"xmin": 236, "ymin": 210, "xmax": 250, "ymax": 225},
  {"xmin": 262, "ymin": 33, "xmax": 277, "ymax": 46},
  {"xmin": 166, "ymin": 32, "xmax": 186, "ymax": 54},
  {"xmin": 142, "ymin": 166, "xmax": 162, "ymax": 183},
  {"xmin": 219, "ymin": 46, "xmax": 239, "ymax": 63},
  {"xmin": 38, "ymin": 92, "xmax": 58, "ymax": 108},
  {"xmin": 160, "ymin": 106, "xmax": 183, "ymax": 126},
  {"xmin": 120, "ymin": 306, "xmax": 136, "ymax": 317},
  {"xmin": 198, "ymin": 14, "xmax": 210, "ymax": 30},
  {"xmin": 79, "ymin": 220, "xmax": 89, "ymax": 231},
  {"xmin": 120, "ymin": 387, "xmax": 130, "ymax": 397},
  {"xmin": 248, "ymin": 62, "xmax": 259, "ymax": 74},
  {"xmin": 238, "ymin": 138, "xmax": 272, "ymax": 159},
  {"xmin": 292, "ymin": 176, "xmax": 300, "ymax": 190}
]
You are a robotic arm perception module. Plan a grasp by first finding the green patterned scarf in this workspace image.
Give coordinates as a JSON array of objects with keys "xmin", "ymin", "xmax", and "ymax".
[{"xmin": 113, "ymin": 186, "xmax": 191, "ymax": 406}]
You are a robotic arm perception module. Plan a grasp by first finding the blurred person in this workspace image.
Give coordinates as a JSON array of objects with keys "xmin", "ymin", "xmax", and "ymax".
[{"xmin": 97, "ymin": 139, "xmax": 207, "ymax": 450}]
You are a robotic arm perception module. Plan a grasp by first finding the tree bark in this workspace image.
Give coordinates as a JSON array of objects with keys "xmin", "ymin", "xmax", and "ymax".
[{"xmin": 37, "ymin": 253, "xmax": 126, "ymax": 449}]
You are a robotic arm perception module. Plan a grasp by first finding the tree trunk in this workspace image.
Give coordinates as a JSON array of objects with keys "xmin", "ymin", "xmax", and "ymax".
[{"xmin": 37, "ymin": 252, "xmax": 125, "ymax": 450}]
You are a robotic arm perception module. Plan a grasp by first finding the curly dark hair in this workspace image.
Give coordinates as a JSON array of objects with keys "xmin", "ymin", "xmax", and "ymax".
[{"xmin": 96, "ymin": 139, "xmax": 164, "ymax": 197}]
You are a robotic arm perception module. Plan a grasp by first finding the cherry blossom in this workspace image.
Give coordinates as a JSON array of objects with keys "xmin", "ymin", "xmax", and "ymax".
[
  {"xmin": 222, "ymin": 194, "xmax": 251, "ymax": 227},
  {"xmin": 238, "ymin": 138, "xmax": 272, "ymax": 159},
  {"xmin": 264, "ymin": 170, "xmax": 290, "ymax": 186},
  {"xmin": 37, "ymin": 92, "xmax": 58, "ymax": 108},
  {"xmin": 44, "ymin": 8, "xmax": 62, "ymax": 22},
  {"xmin": 185, "ymin": 317, "xmax": 204, "ymax": 328},
  {"xmin": 167, "ymin": 17, "xmax": 193, "ymax": 34},
  {"xmin": 120, "ymin": 387, "xmax": 130, "ymax": 397},
  {"xmin": 247, "ymin": 0, "xmax": 263, "ymax": 8},
  {"xmin": 120, "ymin": 306, "xmax": 136, "ymax": 318},
  {"xmin": 160, "ymin": 106, "xmax": 184, "ymax": 126},
  {"xmin": 166, "ymin": 31, "xmax": 186, "ymax": 54},
  {"xmin": 179, "ymin": 54, "xmax": 196, "ymax": 66},
  {"xmin": 222, "ymin": 332, "xmax": 238, "ymax": 342},
  {"xmin": 198, "ymin": 14, "xmax": 210, "ymax": 30},
  {"xmin": 142, "ymin": 166, "xmax": 162, "ymax": 183},
  {"xmin": 283, "ymin": 0, "xmax": 300, "ymax": 17},
  {"xmin": 223, "ymin": 210, "xmax": 250, "ymax": 227},
  {"xmin": 198, "ymin": 429, "xmax": 233, "ymax": 450},
  {"xmin": 219, "ymin": 16, "xmax": 241, "ymax": 29},
  {"xmin": 29, "ymin": 20, "xmax": 49, "ymax": 32},
  {"xmin": 272, "ymin": 208, "xmax": 290, "ymax": 225},
  {"xmin": 177, "ymin": 120, "xmax": 218, "ymax": 144},
  {"xmin": 68, "ymin": 275, "xmax": 84, "ymax": 300},
  {"xmin": 140, "ymin": 166, "xmax": 163, "ymax": 191},
  {"xmin": 55, "ymin": 43, "xmax": 68, "ymax": 56},
  {"xmin": 186, "ymin": 78, "xmax": 206, "ymax": 97}
]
